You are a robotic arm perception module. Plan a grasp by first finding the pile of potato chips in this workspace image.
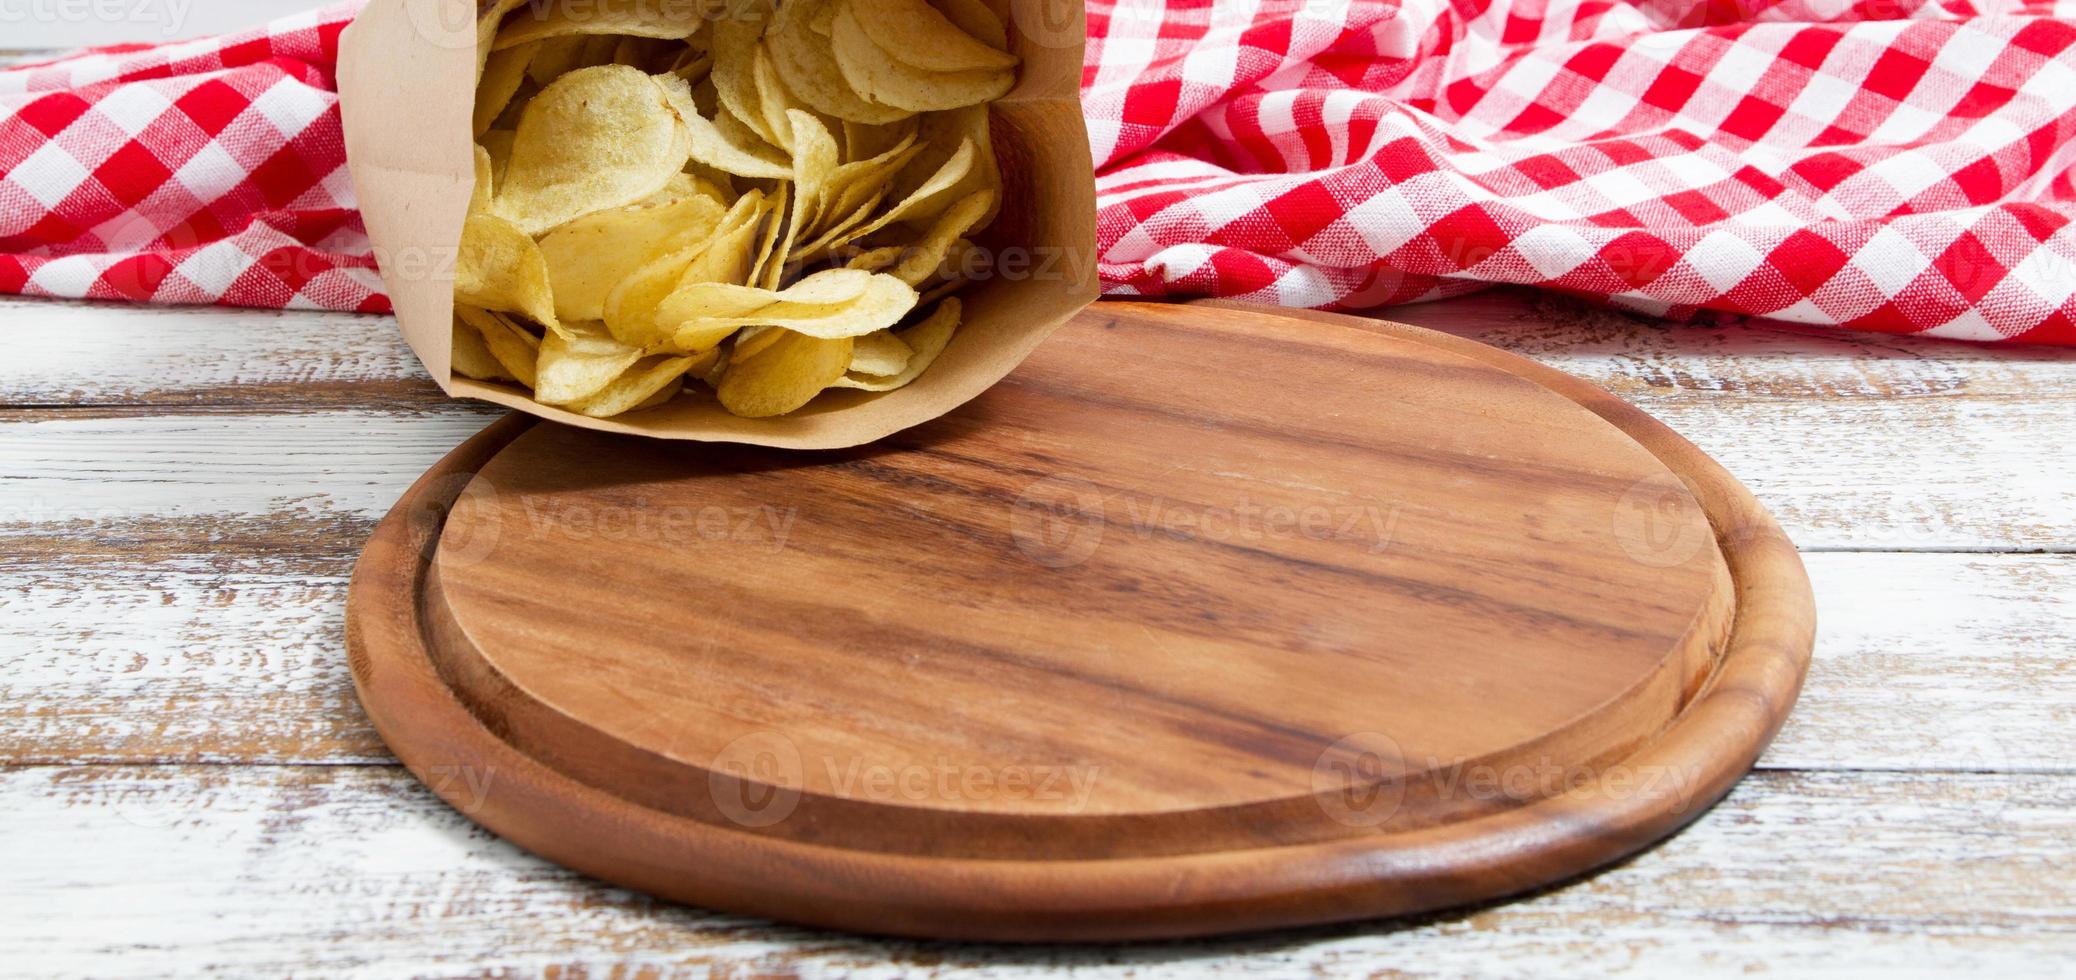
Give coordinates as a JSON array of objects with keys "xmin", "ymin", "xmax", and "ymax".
[{"xmin": 452, "ymin": 0, "xmax": 1012, "ymax": 418}]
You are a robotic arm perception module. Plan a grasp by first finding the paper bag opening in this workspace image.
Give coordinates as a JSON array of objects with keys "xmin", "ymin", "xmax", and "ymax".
[{"xmin": 339, "ymin": 0, "xmax": 1097, "ymax": 448}]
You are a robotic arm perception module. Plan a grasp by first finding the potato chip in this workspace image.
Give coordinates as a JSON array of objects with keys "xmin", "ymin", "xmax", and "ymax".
[
  {"xmin": 495, "ymin": 65, "xmax": 694, "ymax": 235},
  {"xmin": 891, "ymin": 190, "xmax": 993, "ymax": 285},
  {"xmin": 844, "ymin": 116, "xmax": 918, "ymax": 162},
  {"xmin": 672, "ymin": 272, "xmax": 917, "ymax": 339},
  {"xmin": 474, "ymin": 41, "xmax": 536, "ymax": 136},
  {"xmin": 830, "ymin": 297, "xmax": 960, "ymax": 391},
  {"xmin": 494, "ymin": 0, "xmax": 704, "ymax": 50},
  {"xmin": 731, "ymin": 324, "xmax": 783, "ymax": 360},
  {"xmin": 752, "ymin": 46, "xmax": 819, "ymax": 150},
  {"xmin": 715, "ymin": 329, "xmax": 855, "ymax": 417},
  {"xmin": 539, "ymin": 191, "xmax": 727, "ymax": 321},
  {"xmin": 456, "ymin": 305, "xmax": 543, "ymax": 388},
  {"xmin": 478, "ymin": 129, "xmax": 516, "ymax": 189},
  {"xmin": 829, "ymin": 1, "xmax": 1012, "ymax": 111},
  {"xmin": 848, "ymin": 328, "xmax": 913, "ymax": 376},
  {"xmin": 603, "ymin": 190, "xmax": 767, "ymax": 350},
  {"xmin": 746, "ymin": 183, "xmax": 793, "ymax": 290},
  {"xmin": 454, "ymin": 0, "xmax": 1018, "ymax": 418},
  {"xmin": 808, "ymin": 136, "xmax": 962, "ymax": 253},
  {"xmin": 475, "ymin": 0, "xmax": 531, "ymax": 81},
  {"xmin": 451, "ymin": 314, "xmax": 514, "ymax": 381},
  {"xmin": 456, "ymin": 212, "xmax": 562, "ymax": 333},
  {"xmin": 675, "ymin": 189, "xmax": 769, "ymax": 285},
  {"xmin": 659, "ymin": 268, "xmax": 876, "ymax": 334},
  {"xmin": 929, "ymin": 0, "xmax": 1008, "ymax": 51},
  {"xmin": 784, "ymin": 108, "xmax": 841, "ymax": 229},
  {"xmin": 766, "ymin": 0, "xmax": 911, "ymax": 123},
  {"xmin": 571, "ymin": 353, "xmax": 707, "ymax": 417},
  {"xmin": 535, "ymin": 321, "xmax": 647, "ymax": 405},
  {"xmin": 710, "ymin": 5, "xmax": 780, "ymax": 145},
  {"xmin": 848, "ymin": 0, "xmax": 1015, "ymax": 72},
  {"xmin": 842, "ymin": 244, "xmax": 902, "ymax": 271},
  {"xmin": 524, "ymin": 33, "xmax": 625, "ymax": 87},
  {"xmin": 668, "ymin": 50, "xmax": 713, "ymax": 82},
  {"xmin": 658, "ymin": 72, "xmax": 792, "ymax": 180},
  {"xmin": 469, "ymin": 144, "xmax": 494, "ymax": 214},
  {"xmin": 897, "ymin": 106, "xmax": 1000, "ymax": 228}
]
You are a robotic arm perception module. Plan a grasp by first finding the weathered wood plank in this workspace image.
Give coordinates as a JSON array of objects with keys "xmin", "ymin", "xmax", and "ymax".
[
  {"xmin": 2, "ymin": 764, "xmax": 2069, "ymax": 976},
  {"xmin": 1383, "ymin": 291, "xmax": 2076, "ymax": 552},
  {"xmin": 5, "ymin": 295, "xmax": 2071, "ymax": 549},
  {"xmin": 4, "ymin": 554, "xmax": 2070, "ymax": 772},
  {"xmin": 0, "ymin": 299, "xmax": 440, "ymax": 409}
]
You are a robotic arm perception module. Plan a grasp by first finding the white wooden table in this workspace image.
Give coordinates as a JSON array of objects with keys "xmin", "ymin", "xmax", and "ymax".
[{"xmin": 4, "ymin": 283, "xmax": 2072, "ymax": 976}]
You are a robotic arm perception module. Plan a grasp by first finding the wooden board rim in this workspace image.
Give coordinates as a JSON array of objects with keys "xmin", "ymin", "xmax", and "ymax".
[{"xmin": 345, "ymin": 299, "xmax": 1815, "ymax": 941}]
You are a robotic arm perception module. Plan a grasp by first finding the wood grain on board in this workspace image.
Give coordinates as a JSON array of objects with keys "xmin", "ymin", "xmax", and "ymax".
[
  {"xmin": 344, "ymin": 301, "xmax": 1810, "ymax": 939},
  {"xmin": 1, "ymin": 554, "xmax": 2068, "ymax": 769}
]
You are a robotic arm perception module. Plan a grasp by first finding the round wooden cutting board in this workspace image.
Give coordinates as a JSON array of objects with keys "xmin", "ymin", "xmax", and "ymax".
[{"xmin": 346, "ymin": 300, "xmax": 1814, "ymax": 942}]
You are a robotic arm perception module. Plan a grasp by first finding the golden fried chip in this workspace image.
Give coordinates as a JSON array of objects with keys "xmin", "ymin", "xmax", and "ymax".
[
  {"xmin": 829, "ymin": 1, "xmax": 1012, "ymax": 111},
  {"xmin": 830, "ymin": 297, "xmax": 959, "ymax": 391},
  {"xmin": 456, "ymin": 212, "xmax": 562, "ymax": 333},
  {"xmin": 536, "ymin": 321, "xmax": 647, "ymax": 405},
  {"xmin": 571, "ymin": 353, "xmax": 705, "ymax": 416},
  {"xmin": 848, "ymin": 0, "xmax": 1015, "ymax": 72},
  {"xmin": 929, "ymin": 0, "xmax": 1008, "ymax": 50},
  {"xmin": 848, "ymin": 328, "xmax": 913, "ymax": 376},
  {"xmin": 658, "ymin": 71, "xmax": 792, "ymax": 179},
  {"xmin": 767, "ymin": 0, "xmax": 911, "ymax": 122},
  {"xmin": 747, "ymin": 183, "xmax": 793, "ymax": 290},
  {"xmin": 752, "ymin": 46, "xmax": 818, "ymax": 149},
  {"xmin": 478, "ymin": 129, "xmax": 516, "ymax": 189},
  {"xmin": 456, "ymin": 305, "xmax": 543, "ymax": 388},
  {"xmin": 715, "ymin": 329, "xmax": 854, "ymax": 417},
  {"xmin": 451, "ymin": 313, "xmax": 514, "ymax": 381},
  {"xmin": 710, "ymin": 5, "xmax": 781, "ymax": 145},
  {"xmin": 891, "ymin": 190, "xmax": 993, "ymax": 285},
  {"xmin": 493, "ymin": 0, "xmax": 704, "ymax": 50},
  {"xmin": 603, "ymin": 190, "xmax": 767, "ymax": 350},
  {"xmin": 474, "ymin": 41, "xmax": 536, "ymax": 136},
  {"xmin": 672, "ymin": 271, "xmax": 917, "ymax": 339},
  {"xmin": 844, "ymin": 116, "xmax": 918, "ymax": 162},
  {"xmin": 470, "ymin": 144, "xmax": 494, "ymax": 215},
  {"xmin": 539, "ymin": 191, "xmax": 727, "ymax": 322},
  {"xmin": 475, "ymin": 0, "xmax": 531, "ymax": 81},
  {"xmin": 899, "ymin": 106, "xmax": 1000, "ymax": 228},
  {"xmin": 495, "ymin": 65, "xmax": 694, "ymax": 235},
  {"xmin": 731, "ymin": 324, "xmax": 783, "ymax": 360}
]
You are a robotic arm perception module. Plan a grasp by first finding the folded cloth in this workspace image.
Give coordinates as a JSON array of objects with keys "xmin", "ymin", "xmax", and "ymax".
[{"xmin": 5, "ymin": 0, "xmax": 2076, "ymax": 343}]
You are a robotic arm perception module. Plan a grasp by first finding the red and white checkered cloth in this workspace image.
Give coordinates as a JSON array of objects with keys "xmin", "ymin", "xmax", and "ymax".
[{"xmin": 9, "ymin": 1, "xmax": 2076, "ymax": 342}]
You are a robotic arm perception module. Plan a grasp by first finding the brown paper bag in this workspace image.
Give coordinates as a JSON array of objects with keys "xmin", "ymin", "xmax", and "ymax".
[{"xmin": 337, "ymin": 0, "xmax": 1096, "ymax": 448}]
